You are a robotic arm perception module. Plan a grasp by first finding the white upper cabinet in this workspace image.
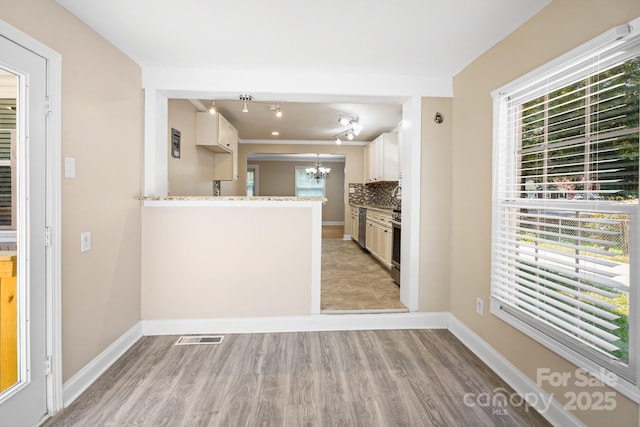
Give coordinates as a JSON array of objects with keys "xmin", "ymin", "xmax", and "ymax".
[
  {"xmin": 196, "ymin": 112, "xmax": 239, "ymax": 181},
  {"xmin": 196, "ymin": 112, "xmax": 237, "ymax": 153},
  {"xmin": 365, "ymin": 132, "xmax": 398, "ymax": 182}
]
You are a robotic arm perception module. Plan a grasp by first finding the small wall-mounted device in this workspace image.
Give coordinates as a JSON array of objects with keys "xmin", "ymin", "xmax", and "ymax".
[
  {"xmin": 171, "ymin": 128, "xmax": 181, "ymax": 159},
  {"xmin": 434, "ymin": 112, "xmax": 444, "ymax": 124}
]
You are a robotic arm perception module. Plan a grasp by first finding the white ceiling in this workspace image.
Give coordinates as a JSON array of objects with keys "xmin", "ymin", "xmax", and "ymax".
[
  {"xmin": 205, "ymin": 98, "xmax": 401, "ymax": 142},
  {"xmin": 55, "ymin": 0, "xmax": 552, "ymax": 142}
]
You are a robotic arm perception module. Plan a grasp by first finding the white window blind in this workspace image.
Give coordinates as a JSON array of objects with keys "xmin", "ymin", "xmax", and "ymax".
[
  {"xmin": 0, "ymin": 99, "xmax": 16, "ymax": 228},
  {"xmin": 491, "ymin": 20, "xmax": 640, "ymax": 387}
]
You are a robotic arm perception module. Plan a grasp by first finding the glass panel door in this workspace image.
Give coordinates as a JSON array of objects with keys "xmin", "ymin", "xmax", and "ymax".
[
  {"xmin": 0, "ymin": 34, "xmax": 48, "ymax": 426},
  {"xmin": 0, "ymin": 70, "xmax": 17, "ymax": 395}
]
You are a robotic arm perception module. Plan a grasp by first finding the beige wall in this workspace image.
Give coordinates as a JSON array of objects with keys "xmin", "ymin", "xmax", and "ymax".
[
  {"xmin": 167, "ymin": 100, "xmax": 216, "ymax": 196},
  {"xmin": 1, "ymin": 0, "xmax": 143, "ymax": 381},
  {"xmin": 451, "ymin": 0, "xmax": 640, "ymax": 424},
  {"xmin": 419, "ymin": 97, "xmax": 452, "ymax": 312},
  {"xmin": 249, "ymin": 160, "xmax": 345, "ymax": 223},
  {"xmin": 235, "ymin": 143, "xmax": 365, "ymax": 233},
  {"xmin": 141, "ymin": 206, "xmax": 313, "ymax": 319}
]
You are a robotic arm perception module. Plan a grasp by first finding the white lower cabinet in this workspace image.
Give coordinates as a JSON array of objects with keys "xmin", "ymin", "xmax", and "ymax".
[
  {"xmin": 365, "ymin": 210, "xmax": 392, "ymax": 269},
  {"xmin": 350, "ymin": 207, "xmax": 359, "ymax": 242}
]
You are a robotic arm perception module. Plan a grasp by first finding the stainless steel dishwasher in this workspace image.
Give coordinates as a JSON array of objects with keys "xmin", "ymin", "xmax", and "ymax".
[{"xmin": 358, "ymin": 207, "xmax": 367, "ymax": 249}]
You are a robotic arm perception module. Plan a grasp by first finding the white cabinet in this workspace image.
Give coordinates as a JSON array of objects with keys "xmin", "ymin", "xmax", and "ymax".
[
  {"xmin": 350, "ymin": 206, "xmax": 359, "ymax": 242},
  {"xmin": 364, "ymin": 132, "xmax": 399, "ymax": 182},
  {"xmin": 196, "ymin": 112, "xmax": 239, "ymax": 181},
  {"xmin": 364, "ymin": 210, "xmax": 392, "ymax": 269}
]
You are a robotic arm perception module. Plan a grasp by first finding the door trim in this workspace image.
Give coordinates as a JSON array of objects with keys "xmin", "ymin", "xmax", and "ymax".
[{"xmin": 0, "ymin": 20, "xmax": 63, "ymax": 416}]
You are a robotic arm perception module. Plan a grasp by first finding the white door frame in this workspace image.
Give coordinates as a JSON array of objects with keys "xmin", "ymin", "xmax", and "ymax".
[{"xmin": 0, "ymin": 20, "xmax": 63, "ymax": 415}]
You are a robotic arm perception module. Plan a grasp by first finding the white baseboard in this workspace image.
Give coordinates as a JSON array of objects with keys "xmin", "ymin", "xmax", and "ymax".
[
  {"xmin": 447, "ymin": 315, "xmax": 582, "ymax": 427},
  {"xmin": 322, "ymin": 221, "xmax": 344, "ymax": 226},
  {"xmin": 62, "ymin": 323, "xmax": 143, "ymax": 408},
  {"xmin": 343, "ymin": 234, "xmax": 352, "ymax": 240},
  {"xmin": 141, "ymin": 312, "xmax": 449, "ymax": 336}
]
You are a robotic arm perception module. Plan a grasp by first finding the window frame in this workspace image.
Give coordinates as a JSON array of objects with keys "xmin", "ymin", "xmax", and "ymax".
[{"xmin": 490, "ymin": 17, "xmax": 640, "ymax": 402}]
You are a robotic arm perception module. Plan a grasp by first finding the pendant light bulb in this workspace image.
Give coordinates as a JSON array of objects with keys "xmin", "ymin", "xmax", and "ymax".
[
  {"xmin": 242, "ymin": 101, "xmax": 248, "ymax": 113},
  {"xmin": 208, "ymin": 101, "xmax": 217, "ymax": 114},
  {"xmin": 276, "ymin": 108, "xmax": 282, "ymax": 118}
]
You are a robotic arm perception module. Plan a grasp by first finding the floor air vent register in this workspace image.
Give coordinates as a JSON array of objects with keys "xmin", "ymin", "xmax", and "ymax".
[{"xmin": 175, "ymin": 336, "xmax": 224, "ymax": 345}]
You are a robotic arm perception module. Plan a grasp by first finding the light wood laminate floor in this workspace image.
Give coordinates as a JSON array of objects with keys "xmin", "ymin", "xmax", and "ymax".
[
  {"xmin": 44, "ymin": 330, "xmax": 550, "ymax": 426},
  {"xmin": 322, "ymin": 230, "xmax": 405, "ymax": 311}
]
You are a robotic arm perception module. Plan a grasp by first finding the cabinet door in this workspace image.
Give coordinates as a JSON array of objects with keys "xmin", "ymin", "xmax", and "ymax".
[
  {"xmin": 365, "ymin": 221, "xmax": 373, "ymax": 251},
  {"xmin": 364, "ymin": 142, "xmax": 375, "ymax": 182},
  {"xmin": 372, "ymin": 137, "xmax": 383, "ymax": 181},
  {"xmin": 381, "ymin": 133, "xmax": 399, "ymax": 181},
  {"xmin": 382, "ymin": 227, "xmax": 392, "ymax": 267},
  {"xmin": 210, "ymin": 114, "xmax": 239, "ymax": 181},
  {"xmin": 351, "ymin": 213, "xmax": 359, "ymax": 241},
  {"xmin": 196, "ymin": 113, "xmax": 230, "ymax": 153},
  {"xmin": 218, "ymin": 114, "xmax": 234, "ymax": 150}
]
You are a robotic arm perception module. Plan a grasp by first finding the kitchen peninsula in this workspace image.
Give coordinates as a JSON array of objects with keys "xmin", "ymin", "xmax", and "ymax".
[{"xmin": 141, "ymin": 196, "xmax": 325, "ymax": 322}]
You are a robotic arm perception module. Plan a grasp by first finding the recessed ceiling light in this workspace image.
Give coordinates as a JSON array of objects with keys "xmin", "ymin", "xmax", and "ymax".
[{"xmin": 271, "ymin": 131, "xmax": 280, "ymax": 136}]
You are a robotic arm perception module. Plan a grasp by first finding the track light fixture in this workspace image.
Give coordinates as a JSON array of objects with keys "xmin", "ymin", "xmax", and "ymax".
[
  {"xmin": 269, "ymin": 104, "xmax": 283, "ymax": 118},
  {"xmin": 239, "ymin": 94, "xmax": 284, "ymax": 118},
  {"xmin": 208, "ymin": 101, "xmax": 217, "ymax": 114},
  {"xmin": 239, "ymin": 94, "xmax": 253, "ymax": 112},
  {"xmin": 333, "ymin": 114, "xmax": 362, "ymax": 144}
]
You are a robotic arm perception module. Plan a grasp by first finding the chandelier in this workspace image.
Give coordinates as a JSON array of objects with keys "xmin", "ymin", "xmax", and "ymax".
[{"xmin": 306, "ymin": 155, "xmax": 331, "ymax": 180}]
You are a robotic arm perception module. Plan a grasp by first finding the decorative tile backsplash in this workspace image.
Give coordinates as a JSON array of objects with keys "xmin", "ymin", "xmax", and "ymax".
[{"xmin": 349, "ymin": 181, "xmax": 400, "ymax": 208}]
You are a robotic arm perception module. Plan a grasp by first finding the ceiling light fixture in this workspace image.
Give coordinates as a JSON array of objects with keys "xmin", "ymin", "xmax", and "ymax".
[
  {"xmin": 333, "ymin": 114, "xmax": 363, "ymax": 144},
  {"xmin": 338, "ymin": 116, "xmax": 351, "ymax": 126},
  {"xmin": 208, "ymin": 101, "xmax": 217, "ymax": 114},
  {"xmin": 240, "ymin": 94, "xmax": 285, "ymax": 119},
  {"xmin": 271, "ymin": 131, "xmax": 280, "ymax": 136},
  {"xmin": 269, "ymin": 104, "xmax": 283, "ymax": 118},
  {"xmin": 239, "ymin": 94, "xmax": 253, "ymax": 113},
  {"xmin": 306, "ymin": 154, "xmax": 331, "ymax": 180}
]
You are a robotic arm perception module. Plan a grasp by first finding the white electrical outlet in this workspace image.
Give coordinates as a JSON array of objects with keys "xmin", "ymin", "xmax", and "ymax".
[
  {"xmin": 80, "ymin": 232, "xmax": 91, "ymax": 252},
  {"xmin": 476, "ymin": 297, "xmax": 484, "ymax": 315}
]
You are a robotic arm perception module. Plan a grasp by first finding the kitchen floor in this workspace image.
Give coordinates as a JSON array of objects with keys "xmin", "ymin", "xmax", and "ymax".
[{"xmin": 321, "ymin": 226, "xmax": 407, "ymax": 312}]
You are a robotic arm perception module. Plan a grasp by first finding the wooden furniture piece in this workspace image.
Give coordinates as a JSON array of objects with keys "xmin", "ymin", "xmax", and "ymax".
[{"xmin": 0, "ymin": 252, "xmax": 17, "ymax": 392}]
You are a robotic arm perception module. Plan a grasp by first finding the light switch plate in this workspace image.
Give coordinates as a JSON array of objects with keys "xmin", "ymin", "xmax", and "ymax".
[
  {"xmin": 80, "ymin": 232, "xmax": 91, "ymax": 252},
  {"xmin": 64, "ymin": 157, "xmax": 76, "ymax": 178}
]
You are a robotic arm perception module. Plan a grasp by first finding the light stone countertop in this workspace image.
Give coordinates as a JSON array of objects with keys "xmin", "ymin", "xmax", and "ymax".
[
  {"xmin": 141, "ymin": 196, "xmax": 327, "ymax": 202},
  {"xmin": 349, "ymin": 203, "xmax": 395, "ymax": 213}
]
